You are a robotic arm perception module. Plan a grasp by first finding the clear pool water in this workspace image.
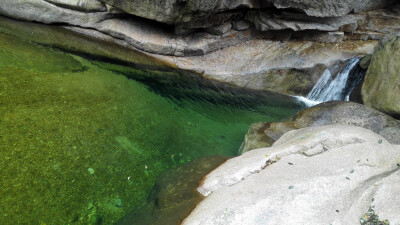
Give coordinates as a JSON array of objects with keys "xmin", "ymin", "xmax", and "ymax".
[{"xmin": 0, "ymin": 24, "xmax": 302, "ymax": 224}]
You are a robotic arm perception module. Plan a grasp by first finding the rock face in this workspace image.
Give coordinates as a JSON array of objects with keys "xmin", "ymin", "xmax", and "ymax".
[
  {"xmin": 98, "ymin": 0, "xmax": 263, "ymax": 24},
  {"xmin": 44, "ymin": 0, "xmax": 107, "ymax": 12},
  {"xmin": 362, "ymin": 32, "xmax": 400, "ymax": 118},
  {"xmin": 0, "ymin": 0, "xmax": 399, "ymax": 96},
  {"xmin": 270, "ymin": 0, "xmax": 397, "ymax": 17},
  {"xmin": 96, "ymin": 0, "xmax": 395, "ymax": 24},
  {"xmin": 0, "ymin": 0, "xmax": 109, "ymax": 25},
  {"xmin": 153, "ymin": 40, "xmax": 375, "ymax": 95},
  {"xmin": 184, "ymin": 125, "xmax": 400, "ymax": 225},
  {"xmin": 0, "ymin": 0, "xmax": 254, "ymax": 56},
  {"xmin": 246, "ymin": 11, "xmax": 358, "ymax": 32},
  {"xmin": 239, "ymin": 101, "xmax": 400, "ymax": 154},
  {"xmin": 1, "ymin": 0, "xmax": 399, "ymax": 57}
]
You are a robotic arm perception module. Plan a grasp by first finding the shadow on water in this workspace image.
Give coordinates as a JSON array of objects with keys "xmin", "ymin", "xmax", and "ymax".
[
  {"xmin": 0, "ymin": 15, "xmax": 304, "ymax": 225},
  {"xmin": 94, "ymin": 60, "xmax": 305, "ymax": 117},
  {"xmin": 116, "ymin": 156, "xmax": 230, "ymax": 225}
]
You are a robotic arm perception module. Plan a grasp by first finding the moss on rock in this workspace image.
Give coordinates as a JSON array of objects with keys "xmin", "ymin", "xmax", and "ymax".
[{"xmin": 362, "ymin": 33, "xmax": 400, "ymax": 118}]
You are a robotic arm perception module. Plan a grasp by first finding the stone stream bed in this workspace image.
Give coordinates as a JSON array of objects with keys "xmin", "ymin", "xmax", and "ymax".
[{"xmin": 0, "ymin": 29, "xmax": 304, "ymax": 224}]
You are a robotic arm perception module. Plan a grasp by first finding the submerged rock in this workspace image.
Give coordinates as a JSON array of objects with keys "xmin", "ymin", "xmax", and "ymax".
[
  {"xmin": 239, "ymin": 101, "xmax": 400, "ymax": 154},
  {"xmin": 117, "ymin": 156, "xmax": 229, "ymax": 225},
  {"xmin": 185, "ymin": 125, "xmax": 400, "ymax": 225},
  {"xmin": 362, "ymin": 32, "xmax": 400, "ymax": 118}
]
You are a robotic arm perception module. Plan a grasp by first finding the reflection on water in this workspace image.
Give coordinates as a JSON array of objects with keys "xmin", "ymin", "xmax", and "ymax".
[{"xmin": 0, "ymin": 29, "xmax": 301, "ymax": 224}]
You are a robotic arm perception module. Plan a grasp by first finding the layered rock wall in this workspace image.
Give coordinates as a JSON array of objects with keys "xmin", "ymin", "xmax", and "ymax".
[
  {"xmin": 0, "ymin": 0, "xmax": 398, "ymax": 96},
  {"xmin": 1, "ymin": 0, "xmax": 399, "ymax": 57}
]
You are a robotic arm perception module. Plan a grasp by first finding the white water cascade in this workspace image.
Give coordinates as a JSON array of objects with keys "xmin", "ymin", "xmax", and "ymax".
[{"xmin": 295, "ymin": 58, "xmax": 365, "ymax": 107}]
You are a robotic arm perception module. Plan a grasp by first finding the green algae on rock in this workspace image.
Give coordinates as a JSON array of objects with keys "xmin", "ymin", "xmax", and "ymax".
[
  {"xmin": 360, "ymin": 207, "xmax": 390, "ymax": 225},
  {"xmin": 362, "ymin": 32, "xmax": 400, "ymax": 118}
]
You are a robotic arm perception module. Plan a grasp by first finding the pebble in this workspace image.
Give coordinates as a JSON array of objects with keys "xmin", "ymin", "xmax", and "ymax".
[
  {"xmin": 87, "ymin": 203, "xmax": 94, "ymax": 210},
  {"xmin": 114, "ymin": 198, "xmax": 122, "ymax": 207},
  {"xmin": 88, "ymin": 168, "xmax": 95, "ymax": 175}
]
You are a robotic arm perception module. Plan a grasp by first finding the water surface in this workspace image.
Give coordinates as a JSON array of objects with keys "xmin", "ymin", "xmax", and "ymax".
[{"xmin": 0, "ymin": 28, "xmax": 302, "ymax": 224}]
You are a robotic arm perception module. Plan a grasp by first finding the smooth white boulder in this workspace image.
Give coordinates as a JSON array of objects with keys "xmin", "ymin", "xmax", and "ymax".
[{"xmin": 184, "ymin": 125, "xmax": 400, "ymax": 225}]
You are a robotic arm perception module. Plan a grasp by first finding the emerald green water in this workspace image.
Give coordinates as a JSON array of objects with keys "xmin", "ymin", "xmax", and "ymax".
[{"xmin": 0, "ymin": 29, "xmax": 301, "ymax": 224}]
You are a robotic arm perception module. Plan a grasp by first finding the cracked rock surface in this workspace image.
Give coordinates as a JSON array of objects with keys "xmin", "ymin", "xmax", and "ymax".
[{"xmin": 184, "ymin": 125, "xmax": 400, "ymax": 225}]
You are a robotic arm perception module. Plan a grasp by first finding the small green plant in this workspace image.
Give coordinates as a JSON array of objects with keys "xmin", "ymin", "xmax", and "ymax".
[{"xmin": 360, "ymin": 207, "xmax": 390, "ymax": 225}]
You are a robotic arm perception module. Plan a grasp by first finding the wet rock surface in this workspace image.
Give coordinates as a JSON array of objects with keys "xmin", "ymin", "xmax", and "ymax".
[
  {"xmin": 239, "ymin": 101, "xmax": 400, "ymax": 154},
  {"xmin": 185, "ymin": 125, "xmax": 400, "ymax": 225},
  {"xmin": 362, "ymin": 32, "xmax": 400, "ymax": 118}
]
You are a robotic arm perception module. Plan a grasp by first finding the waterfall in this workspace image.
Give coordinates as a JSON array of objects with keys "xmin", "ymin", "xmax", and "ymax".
[{"xmin": 295, "ymin": 57, "xmax": 366, "ymax": 107}]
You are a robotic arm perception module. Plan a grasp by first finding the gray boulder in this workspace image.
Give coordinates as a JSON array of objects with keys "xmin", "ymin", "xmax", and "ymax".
[
  {"xmin": 362, "ymin": 32, "xmax": 400, "ymax": 118},
  {"xmin": 232, "ymin": 19, "xmax": 252, "ymax": 31},
  {"xmin": 239, "ymin": 101, "xmax": 400, "ymax": 154},
  {"xmin": 185, "ymin": 125, "xmax": 400, "ymax": 225},
  {"xmin": 205, "ymin": 22, "xmax": 232, "ymax": 35}
]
